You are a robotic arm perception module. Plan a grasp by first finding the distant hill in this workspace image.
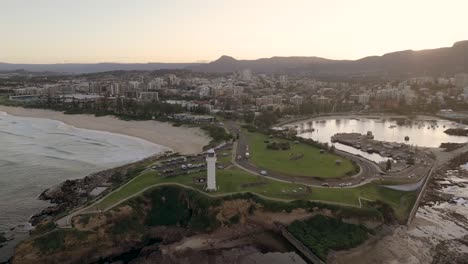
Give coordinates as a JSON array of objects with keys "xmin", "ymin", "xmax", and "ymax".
[
  {"xmin": 188, "ymin": 41, "xmax": 468, "ymax": 76},
  {"xmin": 0, "ymin": 62, "xmax": 198, "ymax": 74},
  {"xmin": 186, "ymin": 55, "xmax": 336, "ymax": 73},
  {"xmin": 2, "ymin": 41, "xmax": 468, "ymax": 76}
]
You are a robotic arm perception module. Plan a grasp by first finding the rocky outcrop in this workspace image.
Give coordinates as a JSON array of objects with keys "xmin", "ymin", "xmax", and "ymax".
[
  {"xmin": 30, "ymin": 154, "xmax": 164, "ymax": 226},
  {"xmin": 431, "ymin": 236, "xmax": 468, "ymax": 264},
  {"xmin": 444, "ymin": 128, "xmax": 468, "ymax": 137}
]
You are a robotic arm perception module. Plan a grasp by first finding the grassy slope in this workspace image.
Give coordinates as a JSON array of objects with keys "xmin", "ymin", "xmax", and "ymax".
[
  {"xmin": 247, "ymin": 132, "xmax": 355, "ymax": 178},
  {"xmin": 91, "ymin": 166, "xmax": 415, "ymax": 221}
]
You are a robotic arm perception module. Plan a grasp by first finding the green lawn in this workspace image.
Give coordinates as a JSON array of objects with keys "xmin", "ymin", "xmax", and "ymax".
[
  {"xmin": 217, "ymin": 148, "xmax": 233, "ymax": 164},
  {"xmin": 90, "ymin": 166, "xmax": 415, "ymax": 221},
  {"xmin": 246, "ymin": 132, "xmax": 355, "ymax": 178}
]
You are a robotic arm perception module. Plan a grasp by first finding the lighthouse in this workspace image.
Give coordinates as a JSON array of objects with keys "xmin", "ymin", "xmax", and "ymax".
[{"xmin": 206, "ymin": 149, "xmax": 217, "ymax": 191}]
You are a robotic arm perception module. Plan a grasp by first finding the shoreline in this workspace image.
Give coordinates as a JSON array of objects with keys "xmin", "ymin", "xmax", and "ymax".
[
  {"xmin": 0, "ymin": 105, "xmax": 211, "ymax": 155},
  {"xmin": 279, "ymin": 113, "xmax": 447, "ymax": 127}
]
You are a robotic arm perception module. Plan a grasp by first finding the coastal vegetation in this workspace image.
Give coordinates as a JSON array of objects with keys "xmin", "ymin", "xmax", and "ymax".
[
  {"xmin": 15, "ymin": 185, "xmax": 380, "ymax": 263},
  {"xmin": 32, "ymin": 229, "xmax": 91, "ymax": 254},
  {"xmin": 287, "ymin": 215, "xmax": 370, "ymax": 260},
  {"xmin": 30, "ymin": 222, "xmax": 57, "ymax": 236},
  {"xmin": 199, "ymin": 124, "xmax": 232, "ymax": 146}
]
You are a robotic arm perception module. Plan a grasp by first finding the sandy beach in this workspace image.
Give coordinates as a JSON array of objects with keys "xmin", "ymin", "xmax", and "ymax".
[{"xmin": 0, "ymin": 106, "xmax": 211, "ymax": 154}]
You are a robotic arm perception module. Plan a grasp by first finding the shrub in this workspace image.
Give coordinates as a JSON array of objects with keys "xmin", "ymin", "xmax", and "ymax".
[
  {"xmin": 33, "ymin": 229, "xmax": 89, "ymax": 253},
  {"xmin": 287, "ymin": 215, "xmax": 370, "ymax": 260},
  {"xmin": 143, "ymin": 186, "xmax": 222, "ymax": 232},
  {"xmin": 30, "ymin": 221, "xmax": 57, "ymax": 236}
]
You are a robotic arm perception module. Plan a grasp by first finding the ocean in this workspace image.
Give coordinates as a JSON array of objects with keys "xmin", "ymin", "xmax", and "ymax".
[{"xmin": 0, "ymin": 112, "xmax": 169, "ymax": 260}]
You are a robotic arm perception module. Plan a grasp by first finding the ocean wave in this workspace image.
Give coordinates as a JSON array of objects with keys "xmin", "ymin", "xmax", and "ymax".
[
  {"xmin": 76, "ymin": 140, "xmax": 107, "ymax": 147},
  {"xmin": 0, "ymin": 159, "xmax": 17, "ymax": 167},
  {"xmin": 48, "ymin": 132, "xmax": 116, "ymax": 147},
  {"xmin": 48, "ymin": 132, "xmax": 76, "ymax": 137},
  {"xmin": 42, "ymin": 155, "xmax": 73, "ymax": 161},
  {"xmin": 43, "ymin": 146, "xmax": 74, "ymax": 155},
  {"xmin": 0, "ymin": 111, "xmax": 169, "ymax": 249},
  {"xmin": 0, "ymin": 130, "xmax": 35, "ymax": 139}
]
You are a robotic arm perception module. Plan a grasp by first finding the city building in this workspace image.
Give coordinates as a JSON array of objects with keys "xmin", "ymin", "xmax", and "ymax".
[
  {"xmin": 289, "ymin": 95, "xmax": 303, "ymax": 105},
  {"xmin": 455, "ymin": 73, "xmax": 468, "ymax": 88},
  {"xmin": 255, "ymin": 95, "xmax": 283, "ymax": 106},
  {"xmin": 139, "ymin": 92, "xmax": 159, "ymax": 102},
  {"xmin": 464, "ymin": 87, "xmax": 468, "ymax": 101}
]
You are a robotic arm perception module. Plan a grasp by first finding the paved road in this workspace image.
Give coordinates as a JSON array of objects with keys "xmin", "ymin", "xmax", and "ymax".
[
  {"xmin": 55, "ymin": 142, "xmax": 232, "ymax": 228},
  {"xmin": 225, "ymin": 121, "xmax": 433, "ymax": 188},
  {"xmin": 56, "ymin": 121, "xmax": 435, "ymax": 227},
  {"xmin": 225, "ymin": 122, "xmax": 380, "ymax": 187}
]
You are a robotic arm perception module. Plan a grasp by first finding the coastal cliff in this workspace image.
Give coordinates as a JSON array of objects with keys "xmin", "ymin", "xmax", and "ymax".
[{"xmin": 12, "ymin": 186, "xmax": 383, "ymax": 264}]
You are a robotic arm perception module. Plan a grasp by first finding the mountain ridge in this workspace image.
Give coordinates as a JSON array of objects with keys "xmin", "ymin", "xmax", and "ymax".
[
  {"xmin": 2, "ymin": 41, "xmax": 468, "ymax": 75},
  {"xmin": 187, "ymin": 40, "xmax": 468, "ymax": 75}
]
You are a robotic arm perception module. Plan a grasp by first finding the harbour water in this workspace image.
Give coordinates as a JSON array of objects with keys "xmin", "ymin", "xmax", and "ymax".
[
  {"xmin": 290, "ymin": 117, "xmax": 468, "ymax": 162},
  {"xmin": 0, "ymin": 112, "xmax": 169, "ymax": 260}
]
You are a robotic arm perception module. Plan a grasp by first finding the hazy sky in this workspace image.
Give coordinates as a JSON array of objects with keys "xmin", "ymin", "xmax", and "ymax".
[{"xmin": 1, "ymin": 0, "xmax": 467, "ymax": 63}]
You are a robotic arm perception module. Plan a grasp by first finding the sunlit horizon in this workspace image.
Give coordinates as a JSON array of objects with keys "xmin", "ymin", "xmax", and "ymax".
[{"xmin": 1, "ymin": 0, "xmax": 467, "ymax": 64}]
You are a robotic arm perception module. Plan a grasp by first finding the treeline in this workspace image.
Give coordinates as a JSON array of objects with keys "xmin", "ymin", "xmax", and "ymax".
[
  {"xmin": 199, "ymin": 124, "xmax": 233, "ymax": 144},
  {"xmin": 287, "ymin": 215, "xmax": 370, "ymax": 260},
  {"xmin": 44, "ymin": 96, "xmax": 184, "ymax": 121}
]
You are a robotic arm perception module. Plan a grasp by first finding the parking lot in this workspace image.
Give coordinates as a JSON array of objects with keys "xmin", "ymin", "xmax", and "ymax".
[{"xmin": 150, "ymin": 144, "xmax": 233, "ymax": 177}]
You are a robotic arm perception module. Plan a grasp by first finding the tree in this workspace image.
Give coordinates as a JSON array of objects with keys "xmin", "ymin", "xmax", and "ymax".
[
  {"xmin": 386, "ymin": 159, "xmax": 392, "ymax": 171},
  {"xmin": 255, "ymin": 111, "xmax": 278, "ymax": 128},
  {"xmin": 244, "ymin": 112, "xmax": 255, "ymax": 124}
]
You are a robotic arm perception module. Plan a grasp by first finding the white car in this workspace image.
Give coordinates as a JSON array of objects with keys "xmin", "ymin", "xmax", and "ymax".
[{"xmin": 260, "ymin": 170, "xmax": 268, "ymax": 176}]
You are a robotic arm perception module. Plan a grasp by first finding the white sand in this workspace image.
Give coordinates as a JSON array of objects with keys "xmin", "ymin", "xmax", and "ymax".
[{"xmin": 0, "ymin": 106, "xmax": 211, "ymax": 154}]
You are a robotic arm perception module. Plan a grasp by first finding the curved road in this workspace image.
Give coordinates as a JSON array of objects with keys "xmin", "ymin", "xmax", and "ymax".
[
  {"xmin": 56, "ymin": 121, "xmax": 434, "ymax": 227},
  {"xmin": 225, "ymin": 121, "xmax": 432, "ymax": 188},
  {"xmin": 225, "ymin": 122, "xmax": 382, "ymax": 188}
]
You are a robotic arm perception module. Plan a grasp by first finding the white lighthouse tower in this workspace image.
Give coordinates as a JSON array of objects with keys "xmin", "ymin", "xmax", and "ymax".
[{"xmin": 206, "ymin": 149, "xmax": 217, "ymax": 191}]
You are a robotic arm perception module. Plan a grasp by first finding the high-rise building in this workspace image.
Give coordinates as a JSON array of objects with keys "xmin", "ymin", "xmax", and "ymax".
[
  {"xmin": 279, "ymin": 75, "xmax": 288, "ymax": 87},
  {"xmin": 455, "ymin": 73, "xmax": 468, "ymax": 88},
  {"xmin": 463, "ymin": 87, "xmax": 468, "ymax": 101},
  {"xmin": 206, "ymin": 149, "xmax": 217, "ymax": 191},
  {"xmin": 290, "ymin": 95, "xmax": 303, "ymax": 105}
]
